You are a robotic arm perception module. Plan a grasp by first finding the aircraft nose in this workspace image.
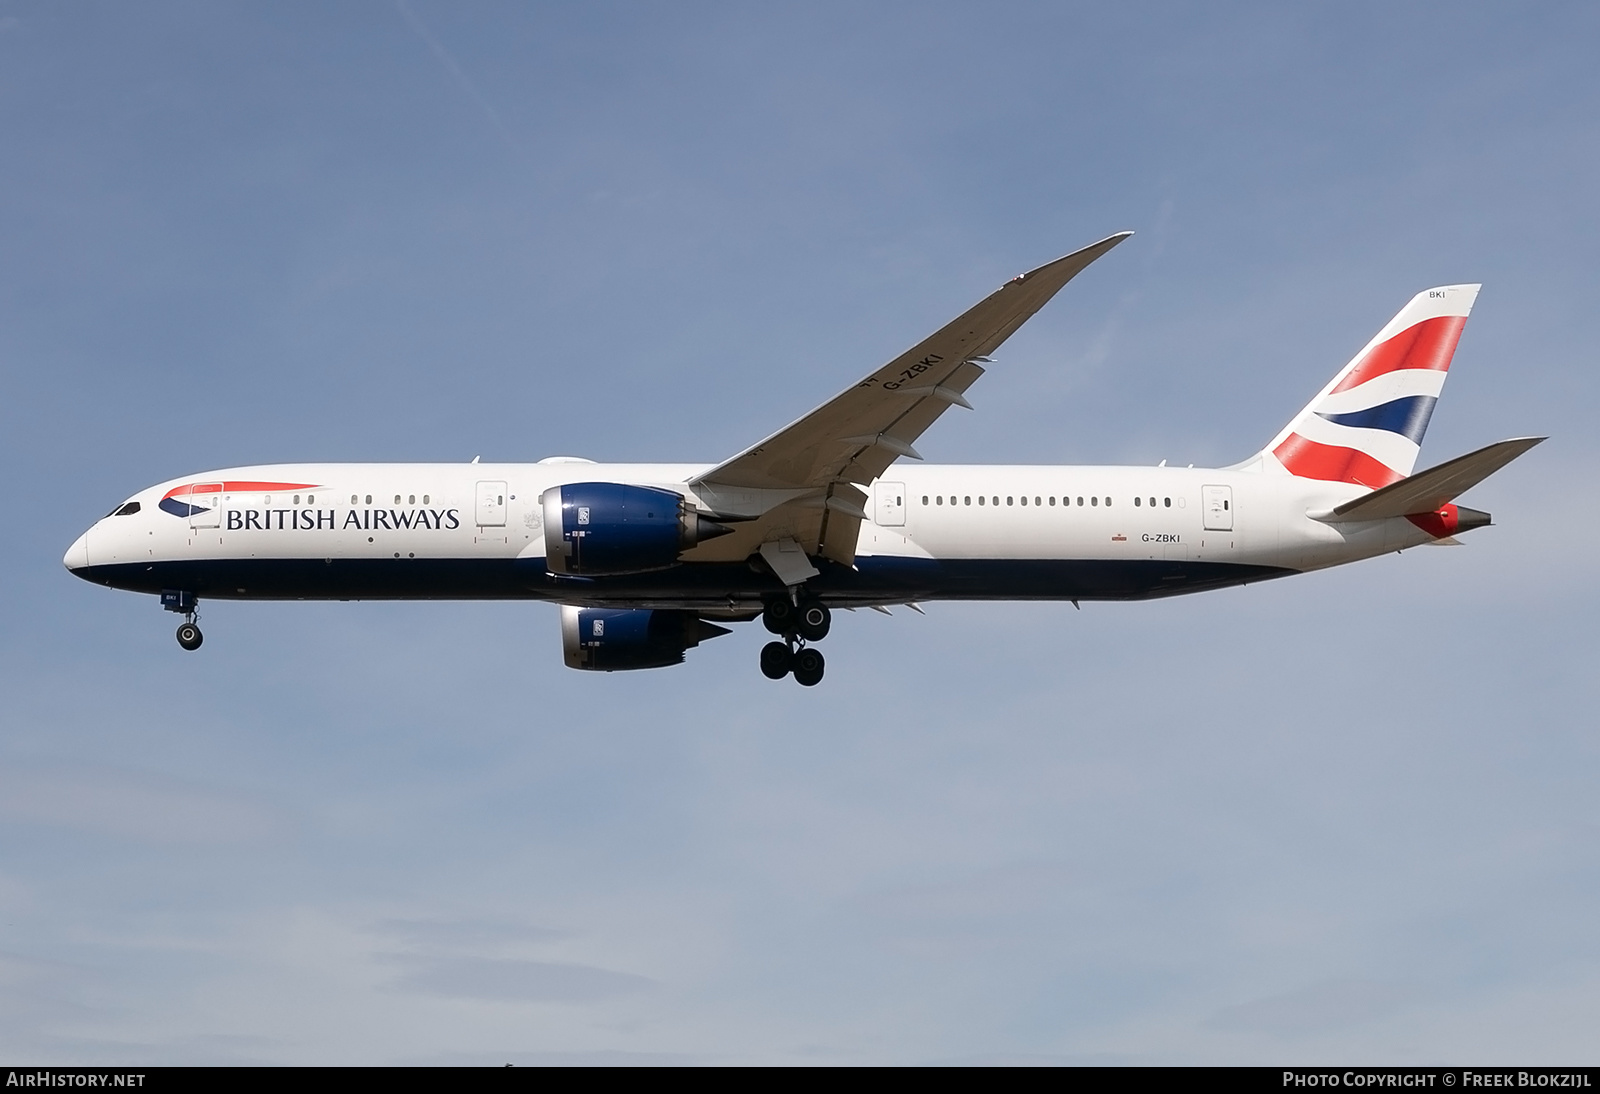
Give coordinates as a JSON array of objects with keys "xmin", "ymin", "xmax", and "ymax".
[{"xmin": 63, "ymin": 530, "xmax": 90, "ymax": 574}]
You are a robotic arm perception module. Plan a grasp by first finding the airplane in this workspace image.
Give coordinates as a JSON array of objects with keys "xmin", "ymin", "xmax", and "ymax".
[{"xmin": 63, "ymin": 232, "xmax": 1542, "ymax": 686}]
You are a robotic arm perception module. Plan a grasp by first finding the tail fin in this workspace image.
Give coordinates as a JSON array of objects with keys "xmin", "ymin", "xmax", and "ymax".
[{"xmin": 1258, "ymin": 284, "xmax": 1481, "ymax": 487}]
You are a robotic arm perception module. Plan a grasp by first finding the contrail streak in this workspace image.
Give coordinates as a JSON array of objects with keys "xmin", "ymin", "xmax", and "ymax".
[{"xmin": 395, "ymin": 0, "xmax": 524, "ymax": 156}]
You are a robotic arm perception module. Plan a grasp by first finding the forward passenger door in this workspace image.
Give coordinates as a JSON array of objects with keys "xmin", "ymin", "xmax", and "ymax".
[
  {"xmin": 188, "ymin": 483, "xmax": 223, "ymax": 529},
  {"xmin": 475, "ymin": 481, "xmax": 507, "ymax": 527}
]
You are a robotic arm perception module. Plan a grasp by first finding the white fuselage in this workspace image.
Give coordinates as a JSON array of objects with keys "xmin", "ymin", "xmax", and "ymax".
[{"xmin": 66, "ymin": 460, "xmax": 1435, "ymax": 610}]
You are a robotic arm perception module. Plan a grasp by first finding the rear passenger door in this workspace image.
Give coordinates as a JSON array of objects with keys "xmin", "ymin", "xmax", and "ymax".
[
  {"xmin": 875, "ymin": 481, "xmax": 906, "ymax": 527},
  {"xmin": 1202, "ymin": 485, "xmax": 1233, "ymax": 531}
]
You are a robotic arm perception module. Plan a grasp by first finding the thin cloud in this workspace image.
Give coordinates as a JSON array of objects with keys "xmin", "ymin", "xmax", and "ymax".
[
  {"xmin": 1208, "ymin": 979, "xmax": 1424, "ymax": 1037},
  {"xmin": 380, "ymin": 953, "xmax": 653, "ymax": 1003},
  {"xmin": 0, "ymin": 767, "xmax": 281, "ymax": 846},
  {"xmin": 370, "ymin": 916, "xmax": 568, "ymax": 952}
]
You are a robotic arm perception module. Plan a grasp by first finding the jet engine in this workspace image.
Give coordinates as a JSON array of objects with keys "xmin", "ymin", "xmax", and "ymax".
[
  {"xmin": 560, "ymin": 606, "xmax": 731, "ymax": 671},
  {"xmin": 541, "ymin": 482, "xmax": 732, "ymax": 575}
]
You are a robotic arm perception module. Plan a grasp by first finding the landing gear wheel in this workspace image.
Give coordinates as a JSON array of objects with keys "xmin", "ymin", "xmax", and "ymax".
[
  {"xmin": 796, "ymin": 603, "xmax": 831, "ymax": 642},
  {"xmin": 762, "ymin": 598, "xmax": 796, "ymax": 635},
  {"xmin": 759, "ymin": 641, "xmax": 792, "ymax": 680},
  {"xmin": 176, "ymin": 622, "xmax": 203, "ymax": 651},
  {"xmin": 792, "ymin": 646, "xmax": 825, "ymax": 687}
]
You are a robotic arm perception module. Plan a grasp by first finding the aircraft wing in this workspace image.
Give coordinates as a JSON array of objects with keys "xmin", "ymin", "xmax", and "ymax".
[
  {"xmin": 684, "ymin": 232, "xmax": 1132, "ymax": 568},
  {"xmin": 692, "ymin": 232, "xmax": 1131, "ymax": 493}
]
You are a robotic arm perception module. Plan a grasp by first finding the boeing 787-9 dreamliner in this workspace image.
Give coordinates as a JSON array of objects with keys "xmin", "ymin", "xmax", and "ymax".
[{"xmin": 65, "ymin": 233, "xmax": 1542, "ymax": 685}]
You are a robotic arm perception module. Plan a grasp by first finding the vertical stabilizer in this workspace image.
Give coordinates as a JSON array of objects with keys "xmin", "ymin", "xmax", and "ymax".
[{"xmin": 1256, "ymin": 284, "xmax": 1480, "ymax": 487}]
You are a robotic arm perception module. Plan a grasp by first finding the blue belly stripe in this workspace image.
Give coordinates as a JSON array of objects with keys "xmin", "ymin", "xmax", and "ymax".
[{"xmin": 74, "ymin": 555, "xmax": 1297, "ymax": 605}]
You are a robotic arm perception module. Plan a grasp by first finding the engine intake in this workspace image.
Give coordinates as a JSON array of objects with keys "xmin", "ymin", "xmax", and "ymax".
[
  {"xmin": 541, "ymin": 482, "xmax": 732, "ymax": 575},
  {"xmin": 561, "ymin": 606, "xmax": 731, "ymax": 671}
]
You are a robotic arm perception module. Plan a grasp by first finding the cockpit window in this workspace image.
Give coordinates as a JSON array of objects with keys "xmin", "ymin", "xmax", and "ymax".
[{"xmin": 109, "ymin": 501, "xmax": 141, "ymax": 517}]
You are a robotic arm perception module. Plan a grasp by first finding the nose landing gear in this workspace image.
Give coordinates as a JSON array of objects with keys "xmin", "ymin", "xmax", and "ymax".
[
  {"xmin": 758, "ymin": 597, "xmax": 830, "ymax": 685},
  {"xmin": 161, "ymin": 589, "xmax": 203, "ymax": 652}
]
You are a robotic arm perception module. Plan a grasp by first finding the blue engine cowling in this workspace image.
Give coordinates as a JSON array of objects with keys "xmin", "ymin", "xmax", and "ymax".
[
  {"xmin": 541, "ymin": 482, "xmax": 732, "ymax": 575},
  {"xmin": 560, "ymin": 606, "xmax": 732, "ymax": 671}
]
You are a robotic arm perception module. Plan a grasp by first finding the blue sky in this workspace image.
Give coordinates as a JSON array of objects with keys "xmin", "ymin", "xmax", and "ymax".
[{"xmin": 3, "ymin": 1, "xmax": 1598, "ymax": 1064}]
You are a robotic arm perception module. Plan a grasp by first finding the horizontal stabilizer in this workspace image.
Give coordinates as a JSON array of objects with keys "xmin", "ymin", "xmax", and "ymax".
[{"xmin": 1316, "ymin": 436, "xmax": 1545, "ymax": 522}]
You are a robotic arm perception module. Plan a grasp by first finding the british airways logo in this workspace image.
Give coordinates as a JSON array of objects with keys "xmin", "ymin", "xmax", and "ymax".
[
  {"xmin": 159, "ymin": 480, "xmax": 317, "ymax": 518},
  {"xmin": 159, "ymin": 481, "xmax": 462, "ymax": 531},
  {"xmin": 225, "ymin": 508, "xmax": 461, "ymax": 531}
]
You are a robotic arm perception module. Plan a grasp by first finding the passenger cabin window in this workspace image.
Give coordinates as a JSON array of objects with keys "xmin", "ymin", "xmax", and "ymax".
[
  {"xmin": 365, "ymin": 495, "xmax": 372, "ymax": 504},
  {"xmin": 423, "ymin": 495, "xmax": 430, "ymax": 504},
  {"xmin": 978, "ymin": 496, "xmax": 985, "ymax": 505},
  {"xmin": 112, "ymin": 501, "xmax": 140, "ymax": 517},
  {"xmin": 351, "ymin": 495, "xmax": 358, "ymax": 504},
  {"xmin": 1134, "ymin": 497, "xmax": 1141, "ymax": 506},
  {"xmin": 409, "ymin": 495, "xmax": 416, "ymax": 505},
  {"xmin": 1164, "ymin": 497, "xmax": 1171, "ymax": 507},
  {"xmin": 964, "ymin": 496, "xmax": 971, "ymax": 505},
  {"xmin": 992, "ymin": 496, "xmax": 999, "ymax": 506},
  {"xmin": 1091, "ymin": 496, "xmax": 1098, "ymax": 506},
  {"xmin": 1077, "ymin": 496, "xmax": 1084, "ymax": 506},
  {"xmin": 394, "ymin": 495, "xmax": 402, "ymax": 505},
  {"xmin": 1007, "ymin": 496, "xmax": 1014, "ymax": 506}
]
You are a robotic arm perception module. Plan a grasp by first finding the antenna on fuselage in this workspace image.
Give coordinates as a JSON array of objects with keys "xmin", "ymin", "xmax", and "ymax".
[{"xmin": 471, "ymin": 455, "xmax": 480, "ymax": 464}]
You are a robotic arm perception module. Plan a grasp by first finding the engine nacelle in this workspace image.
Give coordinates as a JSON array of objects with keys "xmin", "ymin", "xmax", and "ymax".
[
  {"xmin": 541, "ymin": 482, "xmax": 732, "ymax": 575},
  {"xmin": 560, "ymin": 606, "xmax": 731, "ymax": 671}
]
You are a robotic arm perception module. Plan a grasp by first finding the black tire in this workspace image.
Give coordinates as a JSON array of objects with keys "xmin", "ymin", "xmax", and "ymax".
[
  {"xmin": 762, "ymin": 598, "xmax": 796, "ymax": 635},
  {"xmin": 759, "ymin": 641, "xmax": 792, "ymax": 680},
  {"xmin": 796, "ymin": 603, "xmax": 831, "ymax": 642},
  {"xmin": 176, "ymin": 623, "xmax": 203, "ymax": 651},
  {"xmin": 792, "ymin": 647, "xmax": 825, "ymax": 687}
]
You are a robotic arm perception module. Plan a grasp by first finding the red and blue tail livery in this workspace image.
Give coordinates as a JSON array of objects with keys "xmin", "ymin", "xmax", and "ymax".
[{"xmin": 1263, "ymin": 284, "xmax": 1479, "ymax": 488}]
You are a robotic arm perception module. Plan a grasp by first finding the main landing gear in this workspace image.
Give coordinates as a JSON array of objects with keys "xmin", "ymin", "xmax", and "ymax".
[
  {"xmin": 161, "ymin": 589, "xmax": 203, "ymax": 651},
  {"xmin": 759, "ymin": 596, "xmax": 830, "ymax": 686}
]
